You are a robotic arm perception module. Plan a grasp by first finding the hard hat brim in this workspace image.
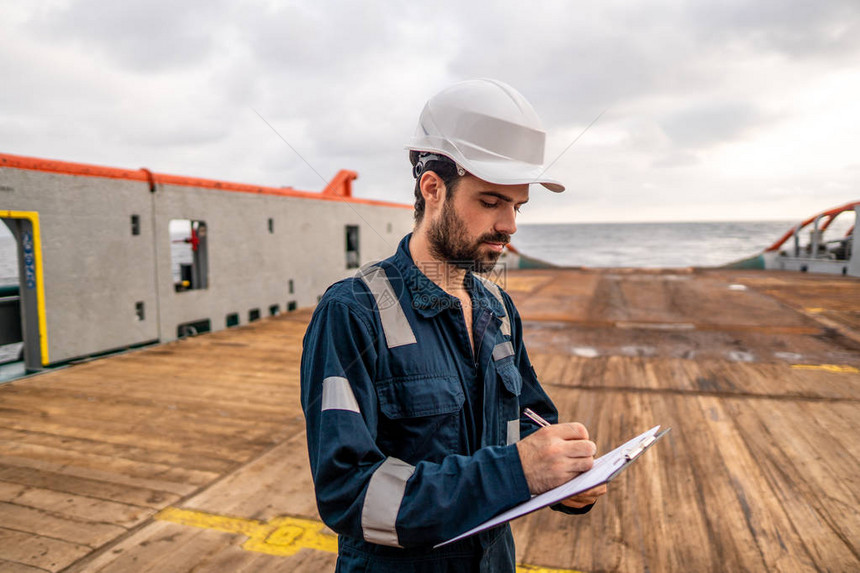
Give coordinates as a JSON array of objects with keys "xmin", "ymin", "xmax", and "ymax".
[{"xmin": 464, "ymin": 156, "xmax": 566, "ymax": 193}]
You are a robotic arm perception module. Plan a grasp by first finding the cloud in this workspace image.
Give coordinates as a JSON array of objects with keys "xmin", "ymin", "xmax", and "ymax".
[
  {"xmin": 652, "ymin": 152, "xmax": 700, "ymax": 168},
  {"xmin": 239, "ymin": 2, "xmax": 400, "ymax": 74},
  {"xmin": 2, "ymin": 0, "xmax": 859, "ymax": 221},
  {"xmin": 658, "ymin": 102, "xmax": 771, "ymax": 149},
  {"xmin": 28, "ymin": 0, "xmax": 231, "ymax": 72},
  {"xmin": 687, "ymin": 0, "xmax": 860, "ymax": 60}
]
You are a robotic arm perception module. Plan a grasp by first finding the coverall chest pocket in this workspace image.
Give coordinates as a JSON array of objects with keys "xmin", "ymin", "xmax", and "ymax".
[
  {"xmin": 376, "ymin": 374, "xmax": 465, "ymax": 462},
  {"xmin": 496, "ymin": 359, "xmax": 523, "ymax": 446}
]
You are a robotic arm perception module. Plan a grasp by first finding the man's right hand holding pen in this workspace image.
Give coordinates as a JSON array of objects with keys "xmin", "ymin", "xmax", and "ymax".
[{"xmin": 516, "ymin": 408, "xmax": 608, "ymax": 509}]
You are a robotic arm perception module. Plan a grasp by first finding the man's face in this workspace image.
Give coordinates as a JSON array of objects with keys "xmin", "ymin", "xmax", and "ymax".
[{"xmin": 427, "ymin": 175, "xmax": 529, "ymax": 273}]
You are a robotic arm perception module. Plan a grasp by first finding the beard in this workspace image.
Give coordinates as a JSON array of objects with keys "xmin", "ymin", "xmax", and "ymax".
[{"xmin": 427, "ymin": 197, "xmax": 510, "ymax": 274}]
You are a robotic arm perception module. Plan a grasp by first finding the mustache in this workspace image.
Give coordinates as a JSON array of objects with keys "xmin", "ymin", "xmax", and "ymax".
[{"xmin": 478, "ymin": 232, "xmax": 510, "ymax": 244}]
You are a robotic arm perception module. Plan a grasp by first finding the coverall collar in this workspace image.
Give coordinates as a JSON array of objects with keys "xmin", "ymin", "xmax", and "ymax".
[{"xmin": 393, "ymin": 233, "xmax": 507, "ymax": 320}]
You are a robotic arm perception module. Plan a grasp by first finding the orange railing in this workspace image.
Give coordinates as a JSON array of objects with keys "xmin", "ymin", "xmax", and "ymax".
[{"xmin": 765, "ymin": 201, "xmax": 858, "ymax": 252}]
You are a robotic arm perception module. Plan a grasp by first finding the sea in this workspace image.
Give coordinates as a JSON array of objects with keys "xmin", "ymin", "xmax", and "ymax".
[
  {"xmin": 509, "ymin": 220, "xmax": 801, "ymax": 268},
  {"xmin": 0, "ymin": 220, "xmax": 824, "ymax": 287}
]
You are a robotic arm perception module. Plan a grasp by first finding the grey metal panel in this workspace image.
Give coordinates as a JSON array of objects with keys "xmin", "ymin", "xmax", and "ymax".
[
  {"xmin": 153, "ymin": 185, "xmax": 413, "ymax": 344},
  {"xmin": 0, "ymin": 165, "xmax": 414, "ymax": 364},
  {"xmin": 0, "ymin": 169, "xmax": 160, "ymax": 364}
]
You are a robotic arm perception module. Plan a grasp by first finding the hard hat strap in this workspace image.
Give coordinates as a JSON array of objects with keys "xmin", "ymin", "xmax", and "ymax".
[{"xmin": 413, "ymin": 152, "xmax": 465, "ymax": 179}]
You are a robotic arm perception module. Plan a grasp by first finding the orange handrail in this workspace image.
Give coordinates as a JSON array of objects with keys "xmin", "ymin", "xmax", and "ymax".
[
  {"xmin": 0, "ymin": 152, "xmax": 408, "ymax": 209},
  {"xmin": 764, "ymin": 201, "xmax": 859, "ymax": 252}
]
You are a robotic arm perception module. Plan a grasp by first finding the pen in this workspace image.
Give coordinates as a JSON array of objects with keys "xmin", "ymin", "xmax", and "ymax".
[{"xmin": 523, "ymin": 408, "xmax": 551, "ymax": 428}]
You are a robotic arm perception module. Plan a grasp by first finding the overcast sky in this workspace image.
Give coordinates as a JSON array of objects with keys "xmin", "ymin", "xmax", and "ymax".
[{"xmin": 2, "ymin": 1, "xmax": 859, "ymax": 223}]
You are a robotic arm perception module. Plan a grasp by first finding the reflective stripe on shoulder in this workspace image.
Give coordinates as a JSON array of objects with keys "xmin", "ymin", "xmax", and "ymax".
[
  {"xmin": 359, "ymin": 266, "xmax": 417, "ymax": 348},
  {"xmin": 321, "ymin": 376, "xmax": 360, "ymax": 414},
  {"xmin": 474, "ymin": 275, "xmax": 511, "ymax": 336},
  {"xmin": 361, "ymin": 457, "xmax": 415, "ymax": 547},
  {"xmin": 493, "ymin": 341, "xmax": 514, "ymax": 361}
]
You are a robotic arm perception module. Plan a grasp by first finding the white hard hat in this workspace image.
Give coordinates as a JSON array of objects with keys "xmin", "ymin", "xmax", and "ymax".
[{"xmin": 406, "ymin": 78, "xmax": 564, "ymax": 192}]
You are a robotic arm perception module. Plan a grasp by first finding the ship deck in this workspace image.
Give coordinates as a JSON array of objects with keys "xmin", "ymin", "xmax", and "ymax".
[{"xmin": 0, "ymin": 268, "xmax": 858, "ymax": 572}]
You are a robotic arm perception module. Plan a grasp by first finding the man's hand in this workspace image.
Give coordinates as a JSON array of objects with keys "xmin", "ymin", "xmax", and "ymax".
[
  {"xmin": 515, "ymin": 422, "xmax": 597, "ymax": 495},
  {"xmin": 560, "ymin": 484, "xmax": 608, "ymax": 508}
]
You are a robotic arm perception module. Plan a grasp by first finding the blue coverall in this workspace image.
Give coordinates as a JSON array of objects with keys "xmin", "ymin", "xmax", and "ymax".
[{"xmin": 301, "ymin": 234, "xmax": 588, "ymax": 572}]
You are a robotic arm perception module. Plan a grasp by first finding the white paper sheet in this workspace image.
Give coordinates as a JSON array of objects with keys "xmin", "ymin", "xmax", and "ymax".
[{"xmin": 436, "ymin": 425, "xmax": 663, "ymax": 547}]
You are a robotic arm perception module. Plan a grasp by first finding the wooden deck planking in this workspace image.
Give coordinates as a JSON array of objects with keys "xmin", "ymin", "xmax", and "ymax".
[
  {"xmin": 0, "ymin": 464, "xmax": 179, "ymax": 509},
  {"xmin": 0, "ymin": 379, "xmax": 300, "ymax": 430},
  {"xmin": 508, "ymin": 268, "xmax": 860, "ymax": 572},
  {"xmin": 0, "ymin": 392, "xmax": 285, "ymax": 457},
  {"xmin": 0, "ymin": 481, "xmax": 152, "ymax": 527},
  {"xmin": 523, "ymin": 321, "xmax": 858, "ymax": 366},
  {"xmin": 0, "ymin": 313, "xmax": 313, "ymax": 572},
  {"xmin": 513, "ymin": 387, "xmax": 859, "ymax": 571},
  {"xmin": 65, "ymin": 433, "xmax": 334, "ymax": 572},
  {"xmin": 0, "ymin": 501, "xmax": 127, "ymax": 548},
  {"xmin": 534, "ymin": 354, "xmax": 860, "ymax": 400},
  {"xmin": 178, "ymin": 433, "xmax": 321, "ymax": 522},
  {"xmin": 0, "ymin": 559, "xmax": 53, "ymax": 573},
  {"xmin": 0, "ymin": 527, "xmax": 90, "ymax": 572},
  {"xmin": 0, "ymin": 427, "xmax": 236, "ymax": 474},
  {"xmin": 0, "ymin": 447, "xmax": 213, "ymax": 495},
  {"xmin": 63, "ymin": 521, "xmax": 240, "ymax": 573},
  {"xmin": 0, "ymin": 269, "xmax": 857, "ymax": 572}
]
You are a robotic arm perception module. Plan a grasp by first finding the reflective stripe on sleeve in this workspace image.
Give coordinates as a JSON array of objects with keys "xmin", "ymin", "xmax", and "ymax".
[
  {"xmin": 361, "ymin": 457, "xmax": 415, "ymax": 547},
  {"xmin": 493, "ymin": 341, "xmax": 514, "ymax": 361},
  {"xmin": 359, "ymin": 266, "xmax": 417, "ymax": 348},
  {"xmin": 321, "ymin": 376, "xmax": 360, "ymax": 414},
  {"xmin": 507, "ymin": 419, "xmax": 521, "ymax": 445},
  {"xmin": 474, "ymin": 275, "xmax": 511, "ymax": 336}
]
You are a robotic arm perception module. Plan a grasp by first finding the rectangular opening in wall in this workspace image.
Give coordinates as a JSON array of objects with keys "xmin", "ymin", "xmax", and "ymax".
[
  {"xmin": 226, "ymin": 312, "xmax": 239, "ymax": 328},
  {"xmin": 0, "ymin": 220, "xmax": 24, "ymax": 370},
  {"xmin": 135, "ymin": 301, "xmax": 145, "ymax": 321},
  {"xmin": 170, "ymin": 219, "xmax": 209, "ymax": 292},
  {"xmin": 249, "ymin": 308, "xmax": 260, "ymax": 322},
  {"xmin": 346, "ymin": 225, "xmax": 360, "ymax": 269},
  {"xmin": 177, "ymin": 318, "xmax": 211, "ymax": 338},
  {"xmin": 287, "ymin": 301, "xmax": 297, "ymax": 312},
  {"xmin": 288, "ymin": 279, "xmax": 294, "ymax": 294},
  {"xmin": 269, "ymin": 304, "xmax": 280, "ymax": 316},
  {"xmin": 268, "ymin": 218, "xmax": 274, "ymax": 233},
  {"xmin": 131, "ymin": 215, "xmax": 141, "ymax": 236}
]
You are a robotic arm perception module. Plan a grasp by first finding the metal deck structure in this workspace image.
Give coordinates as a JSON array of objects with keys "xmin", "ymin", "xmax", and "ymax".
[{"xmin": 0, "ymin": 268, "xmax": 858, "ymax": 572}]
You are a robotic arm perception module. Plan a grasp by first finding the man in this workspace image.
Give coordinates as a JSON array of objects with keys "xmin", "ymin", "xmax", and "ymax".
[{"xmin": 301, "ymin": 79, "xmax": 606, "ymax": 572}]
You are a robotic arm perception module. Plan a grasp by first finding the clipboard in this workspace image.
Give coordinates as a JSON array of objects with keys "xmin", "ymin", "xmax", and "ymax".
[
  {"xmin": 607, "ymin": 426, "xmax": 670, "ymax": 482},
  {"xmin": 436, "ymin": 425, "xmax": 671, "ymax": 547}
]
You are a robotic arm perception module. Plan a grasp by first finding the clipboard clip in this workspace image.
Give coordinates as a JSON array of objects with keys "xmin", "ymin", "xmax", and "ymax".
[{"xmin": 624, "ymin": 435, "xmax": 656, "ymax": 461}]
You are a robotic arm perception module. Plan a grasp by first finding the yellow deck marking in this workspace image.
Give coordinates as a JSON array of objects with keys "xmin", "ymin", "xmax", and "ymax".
[
  {"xmin": 155, "ymin": 507, "xmax": 583, "ymax": 572},
  {"xmin": 804, "ymin": 307, "xmax": 825, "ymax": 313},
  {"xmin": 155, "ymin": 507, "xmax": 336, "ymax": 556},
  {"xmin": 791, "ymin": 363, "xmax": 860, "ymax": 374}
]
